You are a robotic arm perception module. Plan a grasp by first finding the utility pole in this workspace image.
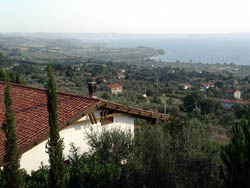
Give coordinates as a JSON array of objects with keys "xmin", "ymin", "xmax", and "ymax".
[
  {"xmin": 155, "ymin": 74, "xmax": 159, "ymax": 97},
  {"xmin": 164, "ymin": 103, "xmax": 167, "ymax": 114}
]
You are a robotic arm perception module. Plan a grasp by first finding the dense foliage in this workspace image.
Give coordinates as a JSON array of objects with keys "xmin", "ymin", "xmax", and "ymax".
[
  {"xmin": 25, "ymin": 165, "xmax": 50, "ymax": 188},
  {"xmin": 0, "ymin": 67, "xmax": 22, "ymax": 84},
  {"xmin": 183, "ymin": 92, "xmax": 220, "ymax": 114},
  {"xmin": 87, "ymin": 119, "xmax": 223, "ymax": 188},
  {"xmin": 68, "ymin": 145, "xmax": 122, "ymax": 188},
  {"xmin": 220, "ymin": 118, "xmax": 250, "ymax": 188},
  {"xmin": 0, "ymin": 52, "xmax": 14, "ymax": 67}
]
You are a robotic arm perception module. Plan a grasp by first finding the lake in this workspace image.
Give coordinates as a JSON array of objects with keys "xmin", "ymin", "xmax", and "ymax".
[{"xmin": 93, "ymin": 33, "xmax": 250, "ymax": 65}]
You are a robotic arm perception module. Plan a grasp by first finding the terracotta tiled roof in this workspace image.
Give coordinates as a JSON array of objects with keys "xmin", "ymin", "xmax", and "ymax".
[
  {"xmin": 224, "ymin": 89, "xmax": 238, "ymax": 94},
  {"xmin": 106, "ymin": 84, "xmax": 122, "ymax": 89},
  {"xmin": 0, "ymin": 82, "xmax": 100, "ymax": 162},
  {"xmin": 202, "ymin": 82, "xmax": 214, "ymax": 87},
  {"xmin": 220, "ymin": 99, "xmax": 249, "ymax": 105}
]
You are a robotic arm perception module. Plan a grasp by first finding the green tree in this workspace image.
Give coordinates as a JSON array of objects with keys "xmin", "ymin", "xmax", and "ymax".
[
  {"xmin": 183, "ymin": 92, "xmax": 201, "ymax": 112},
  {"xmin": 220, "ymin": 118, "xmax": 250, "ymax": 188},
  {"xmin": 87, "ymin": 119, "xmax": 222, "ymax": 188},
  {"xmin": 101, "ymin": 92, "xmax": 111, "ymax": 100},
  {"xmin": 45, "ymin": 63, "xmax": 65, "ymax": 188},
  {"xmin": 146, "ymin": 89, "xmax": 153, "ymax": 97},
  {"xmin": 25, "ymin": 165, "xmax": 49, "ymax": 188},
  {"xmin": 0, "ymin": 67, "xmax": 4, "ymax": 81},
  {"xmin": 200, "ymin": 99, "xmax": 216, "ymax": 115},
  {"xmin": 215, "ymin": 81, "xmax": 223, "ymax": 88},
  {"xmin": 87, "ymin": 129, "xmax": 133, "ymax": 166},
  {"xmin": 15, "ymin": 73, "xmax": 21, "ymax": 84},
  {"xmin": 68, "ymin": 145, "xmax": 122, "ymax": 188},
  {"xmin": 2, "ymin": 74, "xmax": 24, "ymax": 188}
]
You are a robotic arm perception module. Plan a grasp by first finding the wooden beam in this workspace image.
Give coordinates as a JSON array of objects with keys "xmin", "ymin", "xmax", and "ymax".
[
  {"xmin": 100, "ymin": 109, "xmax": 105, "ymax": 122},
  {"xmin": 70, "ymin": 113, "xmax": 123, "ymax": 126},
  {"xmin": 91, "ymin": 112, "xmax": 97, "ymax": 124},
  {"xmin": 100, "ymin": 101, "xmax": 170, "ymax": 121},
  {"xmin": 104, "ymin": 109, "xmax": 108, "ymax": 117},
  {"xmin": 106, "ymin": 113, "xmax": 122, "ymax": 118},
  {"xmin": 64, "ymin": 101, "xmax": 105, "ymax": 125},
  {"xmin": 88, "ymin": 113, "xmax": 94, "ymax": 124}
]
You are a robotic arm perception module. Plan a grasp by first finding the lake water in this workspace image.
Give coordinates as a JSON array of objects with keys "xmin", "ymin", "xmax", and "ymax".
[{"xmin": 94, "ymin": 34, "xmax": 250, "ymax": 65}]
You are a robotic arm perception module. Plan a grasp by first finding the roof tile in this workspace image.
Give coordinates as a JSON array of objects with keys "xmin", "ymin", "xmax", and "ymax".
[
  {"xmin": 0, "ymin": 82, "xmax": 99, "ymax": 161},
  {"xmin": 106, "ymin": 84, "xmax": 122, "ymax": 88}
]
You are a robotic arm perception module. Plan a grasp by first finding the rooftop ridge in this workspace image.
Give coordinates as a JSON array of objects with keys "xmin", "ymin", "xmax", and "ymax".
[
  {"xmin": 106, "ymin": 83, "xmax": 122, "ymax": 88},
  {"xmin": 100, "ymin": 99, "xmax": 170, "ymax": 120},
  {"xmin": 0, "ymin": 81, "xmax": 99, "ymax": 102}
]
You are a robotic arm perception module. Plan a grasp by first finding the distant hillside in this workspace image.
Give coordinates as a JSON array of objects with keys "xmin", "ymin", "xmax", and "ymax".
[{"xmin": 0, "ymin": 53, "xmax": 13, "ymax": 67}]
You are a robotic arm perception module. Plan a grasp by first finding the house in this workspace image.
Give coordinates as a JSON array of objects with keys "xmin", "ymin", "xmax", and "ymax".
[
  {"xmin": 200, "ymin": 82, "xmax": 214, "ymax": 90},
  {"xmin": 224, "ymin": 89, "xmax": 241, "ymax": 99},
  {"xmin": 220, "ymin": 99, "xmax": 250, "ymax": 109},
  {"xmin": 0, "ymin": 82, "xmax": 169, "ymax": 173},
  {"xmin": 72, "ymin": 66, "xmax": 81, "ymax": 72},
  {"xmin": 179, "ymin": 83, "xmax": 192, "ymax": 90},
  {"xmin": 196, "ymin": 70, "xmax": 202, "ymax": 74},
  {"xmin": 106, "ymin": 84, "xmax": 123, "ymax": 95},
  {"xmin": 226, "ymin": 79, "xmax": 238, "ymax": 85},
  {"xmin": 117, "ymin": 72, "xmax": 126, "ymax": 79}
]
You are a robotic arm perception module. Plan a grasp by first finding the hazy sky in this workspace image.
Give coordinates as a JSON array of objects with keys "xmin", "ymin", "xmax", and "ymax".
[{"xmin": 1, "ymin": 0, "xmax": 250, "ymax": 33}]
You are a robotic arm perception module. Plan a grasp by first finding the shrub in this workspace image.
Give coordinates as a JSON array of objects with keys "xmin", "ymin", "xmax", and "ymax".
[
  {"xmin": 68, "ymin": 145, "xmax": 122, "ymax": 188},
  {"xmin": 87, "ymin": 119, "xmax": 223, "ymax": 188},
  {"xmin": 0, "ymin": 168, "xmax": 6, "ymax": 188},
  {"xmin": 87, "ymin": 129, "xmax": 133, "ymax": 166},
  {"xmin": 25, "ymin": 165, "xmax": 49, "ymax": 188}
]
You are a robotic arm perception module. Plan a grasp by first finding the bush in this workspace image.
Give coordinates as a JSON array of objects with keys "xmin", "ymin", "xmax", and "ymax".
[
  {"xmin": 87, "ymin": 129, "xmax": 133, "ymax": 166},
  {"xmin": 25, "ymin": 164, "xmax": 49, "ymax": 188},
  {"xmin": 68, "ymin": 145, "xmax": 122, "ymax": 188},
  {"xmin": 128, "ymin": 121, "xmax": 223, "ymax": 188},
  {"xmin": 0, "ymin": 168, "xmax": 6, "ymax": 188},
  {"xmin": 87, "ymin": 119, "xmax": 224, "ymax": 188},
  {"xmin": 101, "ymin": 92, "xmax": 111, "ymax": 100}
]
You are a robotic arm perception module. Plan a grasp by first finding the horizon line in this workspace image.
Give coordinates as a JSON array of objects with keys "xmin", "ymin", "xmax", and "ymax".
[{"xmin": 1, "ymin": 31, "xmax": 250, "ymax": 35}]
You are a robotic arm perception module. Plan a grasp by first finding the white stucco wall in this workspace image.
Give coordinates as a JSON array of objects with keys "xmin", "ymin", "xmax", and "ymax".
[
  {"xmin": 234, "ymin": 91, "xmax": 241, "ymax": 99},
  {"xmin": 20, "ymin": 110, "xmax": 134, "ymax": 173}
]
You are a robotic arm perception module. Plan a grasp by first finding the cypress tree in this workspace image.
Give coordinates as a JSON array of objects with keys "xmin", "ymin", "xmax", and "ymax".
[
  {"xmin": 46, "ymin": 63, "xmax": 65, "ymax": 188},
  {"xmin": 220, "ymin": 118, "xmax": 250, "ymax": 188},
  {"xmin": 2, "ymin": 74, "xmax": 23, "ymax": 188},
  {"xmin": 0, "ymin": 67, "xmax": 4, "ymax": 81},
  {"xmin": 15, "ymin": 73, "xmax": 21, "ymax": 84}
]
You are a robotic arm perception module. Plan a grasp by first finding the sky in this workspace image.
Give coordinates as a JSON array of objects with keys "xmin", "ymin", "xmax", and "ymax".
[{"xmin": 0, "ymin": 0, "xmax": 250, "ymax": 34}]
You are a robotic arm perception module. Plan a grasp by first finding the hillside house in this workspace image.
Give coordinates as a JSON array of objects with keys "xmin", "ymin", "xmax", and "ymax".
[
  {"xmin": 179, "ymin": 83, "xmax": 192, "ymax": 90},
  {"xmin": 224, "ymin": 89, "xmax": 241, "ymax": 99},
  {"xmin": 106, "ymin": 84, "xmax": 123, "ymax": 95},
  {"xmin": 0, "ymin": 82, "xmax": 169, "ymax": 173},
  {"xmin": 117, "ymin": 72, "xmax": 126, "ymax": 79},
  {"xmin": 220, "ymin": 99, "xmax": 249, "ymax": 109},
  {"xmin": 200, "ymin": 82, "xmax": 214, "ymax": 90},
  {"xmin": 226, "ymin": 79, "xmax": 238, "ymax": 85}
]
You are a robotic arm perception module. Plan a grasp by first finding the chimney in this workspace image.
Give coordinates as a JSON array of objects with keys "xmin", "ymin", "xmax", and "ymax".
[{"xmin": 88, "ymin": 82, "xmax": 97, "ymax": 98}]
